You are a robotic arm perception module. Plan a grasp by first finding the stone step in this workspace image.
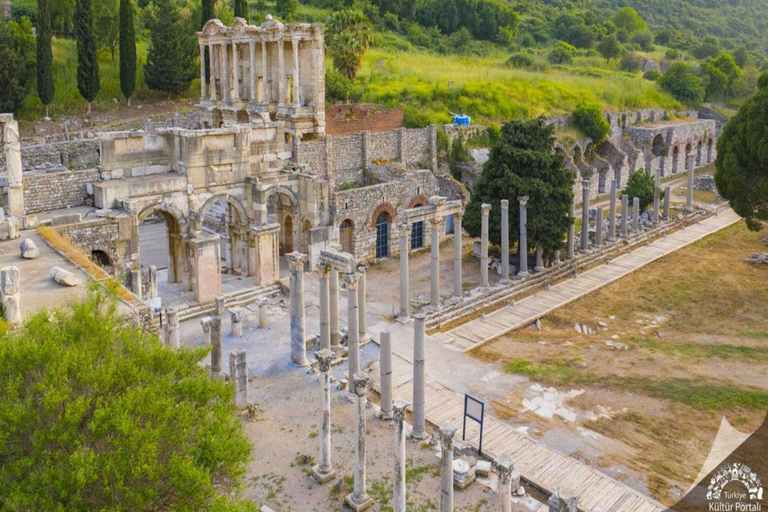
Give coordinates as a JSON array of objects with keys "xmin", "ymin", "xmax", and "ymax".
[{"xmin": 175, "ymin": 283, "xmax": 283, "ymax": 323}]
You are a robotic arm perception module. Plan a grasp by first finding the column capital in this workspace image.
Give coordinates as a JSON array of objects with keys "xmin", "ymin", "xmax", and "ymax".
[
  {"xmin": 481, "ymin": 203, "xmax": 492, "ymax": 215},
  {"xmin": 287, "ymin": 251, "xmax": 308, "ymax": 272},
  {"xmin": 200, "ymin": 315, "xmax": 213, "ymax": 332},
  {"xmin": 356, "ymin": 263, "xmax": 368, "ymax": 275},
  {"xmin": 581, "ymin": 168, "xmax": 594, "ymax": 180},
  {"xmin": 518, "ymin": 195, "xmax": 529, "ymax": 206},
  {"xmin": 439, "ymin": 421, "xmax": 457, "ymax": 452},
  {"xmin": 343, "ymin": 271, "xmax": 360, "ymax": 290},
  {"xmin": 351, "ymin": 372, "xmax": 370, "ymax": 396},
  {"xmin": 316, "ymin": 263, "xmax": 331, "ymax": 276},
  {"xmin": 428, "ymin": 216, "xmax": 441, "ymax": 227},
  {"xmin": 493, "ymin": 456, "xmax": 515, "ymax": 483},
  {"xmin": 581, "ymin": 179, "xmax": 591, "ymax": 188},
  {"xmin": 315, "ymin": 348, "xmax": 334, "ymax": 372},
  {"xmin": 453, "ymin": 210, "xmax": 463, "ymax": 221},
  {"xmin": 397, "ymin": 223, "xmax": 411, "ymax": 237},
  {"xmin": 229, "ymin": 307, "xmax": 243, "ymax": 323},
  {"xmin": 500, "ymin": 199, "xmax": 509, "ymax": 210},
  {"xmin": 392, "ymin": 398, "xmax": 409, "ymax": 421}
]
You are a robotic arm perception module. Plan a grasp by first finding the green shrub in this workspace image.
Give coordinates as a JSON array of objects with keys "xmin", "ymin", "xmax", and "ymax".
[
  {"xmin": 665, "ymin": 48, "xmax": 678, "ymax": 61},
  {"xmin": 643, "ymin": 69, "xmax": 662, "ymax": 81},
  {"xmin": 624, "ymin": 169, "xmax": 658, "ymax": 212},
  {"xmin": 658, "ymin": 61, "xmax": 705, "ymax": 106},
  {"xmin": 548, "ymin": 46, "xmax": 573, "ymax": 65},
  {"xmin": 619, "ymin": 52, "xmax": 643, "ymax": 73},
  {"xmin": 572, "ymin": 102, "xmax": 610, "ymax": 144},
  {"xmin": 506, "ymin": 51, "xmax": 533, "ymax": 68},
  {"xmin": 326, "ymin": 68, "xmax": 353, "ymax": 103}
]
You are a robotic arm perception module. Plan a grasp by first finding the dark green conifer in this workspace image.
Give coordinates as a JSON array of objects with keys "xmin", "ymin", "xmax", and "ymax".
[
  {"xmin": 74, "ymin": 0, "xmax": 100, "ymax": 114},
  {"xmin": 36, "ymin": 0, "xmax": 55, "ymax": 118},
  {"xmin": 119, "ymin": 0, "xmax": 135, "ymax": 105}
]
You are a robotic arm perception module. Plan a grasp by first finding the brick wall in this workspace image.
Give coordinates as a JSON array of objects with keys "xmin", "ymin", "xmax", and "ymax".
[
  {"xmin": 22, "ymin": 168, "xmax": 101, "ymax": 214},
  {"xmin": 325, "ymin": 104, "xmax": 403, "ymax": 136},
  {"xmin": 0, "ymin": 139, "xmax": 100, "ymax": 171}
]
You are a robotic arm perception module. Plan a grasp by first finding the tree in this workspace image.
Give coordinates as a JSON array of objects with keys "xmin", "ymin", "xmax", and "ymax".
[
  {"xmin": 658, "ymin": 62, "xmax": 705, "ymax": 107},
  {"xmin": 619, "ymin": 52, "xmax": 643, "ymax": 72},
  {"xmin": 0, "ymin": 22, "xmax": 28, "ymax": 114},
  {"xmin": 94, "ymin": 0, "xmax": 119, "ymax": 61},
  {"xmin": 692, "ymin": 36, "xmax": 721, "ymax": 60},
  {"xmin": 144, "ymin": 0, "xmax": 195, "ymax": 97},
  {"xmin": 733, "ymin": 46, "xmax": 749, "ymax": 68},
  {"xmin": 711, "ymin": 52, "xmax": 742, "ymax": 96},
  {"xmin": 624, "ymin": 169, "xmax": 658, "ymax": 212},
  {"xmin": 0, "ymin": 285, "xmax": 253, "ymax": 511},
  {"xmin": 715, "ymin": 76, "xmax": 768, "ymax": 230},
  {"xmin": 234, "ymin": 0, "xmax": 247, "ymax": 20},
  {"xmin": 598, "ymin": 34, "xmax": 621, "ymax": 63},
  {"xmin": 118, "ymin": 0, "xmax": 135, "ymax": 105},
  {"xmin": 702, "ymin": 61, "xmax": 728, "ymax": 101},
  {"xmin": 572, "ymin": 102, "xmax": 609, "ymax": 144},
  {"xmin": 74, "ymin": 0, "xmax": 100, "ymax": 114},
  {"xmin": 36, "ymin": 0, "xmax": 55, "ymax": 118},
  {"xmin": 631, "ymin": 31, "xmax": 653, "ymax": 51},
  {"xmin": 275, "ymin": 0, "xmax": 298, "ymax": 22},
  {"xmin": 201, "ymin": 0, "xmax": 214, "ymax": 83},
  {"xmin": 552, "ymin": 13, "xmax": 594, "ymax": 49},
  {"xmin": 548, "ymin": 40, "xmax": 575, "ymax": 65},
  {"xmin": 463, "ymin": 118, "xmax": 574, "ymax": 258},
  {"xmin": 326, "ymin": 10, "xmax": 373, "ymax": 82},
  {"xmin": 612, "ymin": 6, "xmax": 647, "ymax": 35}
]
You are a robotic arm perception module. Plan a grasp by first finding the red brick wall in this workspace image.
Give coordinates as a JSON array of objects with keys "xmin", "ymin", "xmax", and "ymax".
[{"xmin": 326, "ymin": 104, "xmax": 404, "ymax": 136}]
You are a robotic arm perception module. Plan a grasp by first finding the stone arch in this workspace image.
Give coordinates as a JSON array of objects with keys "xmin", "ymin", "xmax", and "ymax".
[
  {"xmin": 408, "ymin": 195, "xmax": 429, "ymax": 209},
  {"xmin": 137, "ymin": 202, "xmax": 187, "ymax": 284},
  {"xmin": 264, "ymin": 185, "xmax": 299, "ymax": 215},
  {"xmin": 696, "ymin": 140, "xmax": 703, "ymax": 166},
  {"xmin": 651, "ymin": 134, "xmax": 665, "ymax": 157},
  {"xmin": 91, "ymin": 249, "xmax": 112, "ymax": 267},
  {"xmin": 707, "ymin": 138, "xmax": 714, "ymax": 163},
  {"xmin": 339, "ymin": 218, "xmax": 354, "ymax": 254},
  {"xmin": 200, "ymin": 193, "xmax": 247, "ymax": 225},
  {"xmin": 265, "ymin": 186, "xmax": 299, "ymax": 256},
  {"xmin": 199, "ymin": 194, "xmax": 249, "ymax": 275},
  {"xmin": 374, "ymin": 210, "xmax": 392, "ymax": 259},
  {"xmin": 370, "ymin": 202, "xmax": 397, "ymax": 229},
  {"xmin": 672, "ymin": 145, "xmax": 680, "ymax": 174}
]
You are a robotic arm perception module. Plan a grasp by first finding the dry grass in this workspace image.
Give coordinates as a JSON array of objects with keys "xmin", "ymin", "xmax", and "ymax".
[{"xmin": 36, "ymin": 225, "xmax": 134, "ymax": 302}]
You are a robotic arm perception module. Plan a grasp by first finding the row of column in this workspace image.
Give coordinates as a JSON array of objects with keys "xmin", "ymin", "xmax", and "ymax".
[{"xmin": 200, "ymin": 37, "xmax": 301, "ymax": 107}]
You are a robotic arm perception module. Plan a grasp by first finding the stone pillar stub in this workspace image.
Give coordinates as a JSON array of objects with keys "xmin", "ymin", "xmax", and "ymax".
[
  {"xmin": 480, "ymin": 203, "xmax": 491, "ymax": 287},
  {"xmin": 581, "ymin": 179, "xmax": 590, "ymax": 252},
  {"xmin": 686, "ymin": 154, "xmax": 695, "ymax": 213},
  {"xmin": 346, "ymin": 372, "xmax": 374, "ymax": 511},
  {"xmin": 165, "ymin": 308, "xmax": 180, "ymax": 349},
  {"xmin": 495, "ymin": 456, "xmax": 515, "ymax": 512},
  {"xmin": 210, "ymin": 315, "xmax": 223, "ymax": 376},
  {"xmin": 439, "ymin": 421, "xmax": 457, "ymax": 512},
  {"xmin": 663, "ymin": 185, "xmax": 671, "ymax": 220},
  {"xmin": 288, "ymin": 252, "xmax": 309, "ymax": 367},
  {"xmin": 620, "ymin": 194, "xmax": 629, "ymax": 238},
  {"xmin": 549, "ymin": 489, "xmax": 580, "ymax": 512},
  {"xmin": 0, "ymin": 265, "xmax": 21, "ymax": 327},
  {"xmin": 379, "ymin": 330, "xmax": 393, "ymax": 420},
  {"xmin": 229, "ymin": 307, "xmax": 244, "ymax": 337},
  {"xmin": 393, "ymin": 399, "xmax": 409, "ymax": 512},
  {"xmin": 229, "ymin": 348, "xmax": 248, "ymax": 407},
  {"xmin": 312, "ymin": 348, "xmax": 336, "ymax": 484},
  {"xmin": 607, "ymin": 179, "xmax": 617, "ymax": 242}
]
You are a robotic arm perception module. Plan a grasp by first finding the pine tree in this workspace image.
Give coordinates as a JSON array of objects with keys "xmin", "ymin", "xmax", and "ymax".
[
  {"xmin": 234, "ymin": 0, "xmax": 248, "ymax": 20},
  {"xmin": 36, "ymin": 0, "xmax": 55, "ymax": 119},
  {"xmin": 201, "ymin": 0, "xmax": 214, "ymax": 83},
  {"xmin": 119, "ymin": 0, "xmax": 135, "ymax": 105},
  {"xmin": 145, "ymin": 0, "xmax": 194, "ymax": 97},
  {"xmin": 74, "ymin": 0, "xmax": 100, "ymax": 114}
]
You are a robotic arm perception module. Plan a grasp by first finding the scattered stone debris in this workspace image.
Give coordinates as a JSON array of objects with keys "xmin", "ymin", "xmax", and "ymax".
[
  {"xmin": 694, "ymin": 174, "xmax": 717, "ymax": 192},
  {"xmin": 19, "ymin": 238, "xmax": 39, "ymax": 259},
  {"xmin": 605, "ymin": 341, "xmax": 628, "ymax": 351},
  {"xmin": 50, "ymin": 266, "xmax": 78, "ymax": 286},
  {"xmin": 746, "ymin": 253, "xmax": 767, "ymax": 265}
]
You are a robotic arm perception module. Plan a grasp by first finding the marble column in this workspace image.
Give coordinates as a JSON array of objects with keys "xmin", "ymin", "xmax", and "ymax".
[
  {"xmin": 344, "ymin": 272, "xmax": 361, "ymax": 395},
  {"xmin": 260, "ymin": 41, "xmax": 267, "ymax": 103},
  {"xmin": 256, "ymin": 297, "xmax": 269, "ymax": 328},
  {"xmin": 581, "ymin": 179, "xmax": 590, "ymax": 252},
  {"xmin": 288, "ymin": 252, "xmax": 309, "ymax": 367},
  {"xmin": 653, "ymin": 169, "xmax": 661, "ymax": 224},
  {"xmin": 0, "ymin": 266, "xmax": 21, "ymax": 327},
  {"xmin": 518, "ymin": 196, "xmax": 529, "ymax": 277},
  {"xmin": 453, "ymin": 212, "xmax": 463, "ymax": 298},
  {"xmin": 607, "ymin": 179, "xmax": 617, "ymax": 241},
  {"xmin": 220, "ymin": 42, "xmax": 229, "ymax": 101},
  {"xmin": 380, "ymin": 331, "xmax": 393, "ymax": 420},
  {"xmin": 346, "ymin": 372, "xmax": 374, "ymax": 511},
  {"xmin": 632, "ymin": 197, "xmax": 640, "ymax": 233},
  {"xmin": 500, "ymin": 200, "xmax": 510, "ymax": 282},
  {"xmin": 229, "ymin": 348, "xmax": 248, "ymax": 407},
  {"xmin": 318, "ymin": 265, "xmax": 330, "ymax": 350},
  {"xmin": 208, "ymin": 42, "xmax": 217, "ymax": 100},
  {"xmin": 430, "ymin": 218, "xmax": 441, "ymax": 308},
  {"xmin": 393, "ymin": 399, "xmax": 409, "ymax": 512},
  {"xmin": 330, "ymin": 269, "xmax": 341, "ymax": 350},
  {"xmin": 535, "ymin": 245, "xmax": 544, "ymax": 272},
  {"xmin": 480, "ymin": 203, "xmax": 491, "ymax": 287},
  {"xmin": 686, "ymin": 154, "xmax": 695, "ymax": 213},
  {"xmin": 3, "ymin": 118, "xmax": 23, "ymax": 217},
  {"xmin": 566, "ymin": 199, "xmax": 575, "ymax": 259},
  {"xmin": 548, "ymin": 490, "xmax": 580, "ymax": 512},
  {"xmin": 398, "ymin": 224, "xmax": 410, "ymax": 318},
  {"xmin": 166, "ymin": 308, "xmax": 180, "ymax": 349},
  {"xmin": 312, "ymin": 349, "xmax": 337, "ymax": 484},
  {"xmin": 439, "ymin": 421, "xmax": 457, "ymax": 512},
  {"xmin": 210, "ymin": 315, "xmax": 222, "ymax": 375},
  {"xmin": 495, "ymin": 456, "xmax": 515, "ymax": 512},
  {"xmin": 199, "ymin": 45, "xmax": 206, "ymax": 99},
  {"xmin": 201, "ymin": 316, "xmax": 212, "ymax": 345},
  {"xmin": 663, "ymin": 185, "xmax": 671, "ymax": 220},
  {"xmin": 229, "ymin": 307, "xmax": 243, "ymax": 337},
  {"xmin": 411, "ymin": 314, "xmax": 428, "ymax": 440},
  {"xmin": 594, "ymin": 206, "xmax": 603, "ymax": 248},
  {"xmin": 278, "ymin": 36, "xmax": 285, "ymax": 105},
  {"xmin": 232, "ymin": 42, "xmax": 240, "ymax": 101},
  {"xmin": 249, "ymin": 41, "xmax": 257, "ymax": 101},
  {"xmin": 621, "ymin": 194, "xmax": 629, "ymax": 237},
  {"xmin": 131, "ymin": 269, "xmax": 143, "ymax": 300},
  {"xmin": 291, "ymin": 37, "xmax": 300, "ymax": 106},
  {"xmin": 357, "ymin": 264, "xmax": 368, "ymax": 341}
]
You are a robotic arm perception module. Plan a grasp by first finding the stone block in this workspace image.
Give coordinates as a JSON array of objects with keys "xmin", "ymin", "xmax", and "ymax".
[
  {"xmin": 50, "ymin": 266, "xmax": 78, "ymax": 287},
  {"xmin": 20, "ymin": 238, "xmax": 39, "ymax": 259},
  {"xmin": 51, "ymin": 213, "xmax": 82, "ymax": 226}
]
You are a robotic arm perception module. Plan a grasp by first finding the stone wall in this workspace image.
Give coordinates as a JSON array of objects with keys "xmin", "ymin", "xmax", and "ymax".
[
  {"xmin": 53, "ymin": 216, "xmax": 133, "ymax": 270},
  {"xmin": 0, "ymin": 138, "xmax": 100, "ymax": 172},
  {"xmin": 326, "ymin": 104, "xmax": 403, "ymax": 136},
  {"xmin": 22, "ymin": 168, "xmax": 101, "ymax": 213}
]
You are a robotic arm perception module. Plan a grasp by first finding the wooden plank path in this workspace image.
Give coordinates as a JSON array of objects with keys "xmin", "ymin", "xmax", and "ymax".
[
  {"xmin": 391, "ymin": 381, "xmax": 666, "ymax": 512},
  {"xmin": 434, "ymin": 209, "xmax": 741, "ymax": 351}
]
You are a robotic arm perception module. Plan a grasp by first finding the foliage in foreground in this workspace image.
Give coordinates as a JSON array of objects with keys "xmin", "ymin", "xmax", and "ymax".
[
  {"xmin": 0, "ymin": 285, "xmax": 254, "ymax": 511},
  {"xmin": 571, "ymin": 101, "xmax": 609, "ymax": 144},
  {"xmin": 623, "ymin": 169, "xmax": 660, "ymax": 213},
  {"xmin": 715, "ymin": 74, "xmax": 768, "ymax": 231}
]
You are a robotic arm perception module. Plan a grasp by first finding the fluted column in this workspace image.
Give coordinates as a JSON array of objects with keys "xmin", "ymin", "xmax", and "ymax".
[
  {"xmin": 581, "ymin": 178, "xmax": 590, "ymax": 252},
  {"xmin": 439, "ymin": 421, "xmax": 457, "ymax": 512},
  {"xmin": 566, "ymin": 199, "xmax": 575, "ymax": 259},
  {"xmin": 500, "ymin": 200, "xmax": 510, "ymax": 282},
  {"xmin": 232, "ymin": 41, "xmax": 240, "ymax": 101},
  {"xmin": 686, "ymin": 154, "xmax": 695, "ymax": 213},
  {"xmin": 199, "ymin": 45, "xmax": 206, "ymax": 99},
  {"xmin": 380, "ymin": 331, "xmax": 393, "ymax": 420},
  {"xmin": 430, "ymin": 218, "xmax": 440, "ymax": 308},
  {"xmin": 346, "ymin": 373, "xmax": 373, "ymax": 511},
  {"xmin": 260, "ymin": 41, "xmax": 267, "ymax": 103},
  {"xmin": 411, "ymin": 314, "xmax": 428, "ymax": 440},
  {"xmin": 453, "ymin": 212, "xmax": 463, "ymax": 298},
  {"xmin": 249, "ymin": 40, "xmax": 257, "ymax": 101},
  {"xmin": 398, "ymin": 224, "xmax": 410, "ymax": 318},
  {"xmin": 480, "ymin": 203, "xmax": 491, "ymax": 287},
  {"xmin": 220, "ymin": 42, "xmax": 229, "ymax": 101},
  {"xmin": 344, "ymin": 272, "xmax": 361, "ymax": 397},
  {"xmin": 393, "ymin": 399, "xmax": 409, "ymax": 512},
  {"xmin": 330, "ymin": 269, "xmax": 341, "ymax": 351},
  {"xmin": 621, "ymin": 194, "xmax": 629, "ymax": 237},
  {"xmin": 278, "ymin": 36, "xmax": 285, "ymax": 105},
  {"xmin": 208, "ymin": 42, "xmax": 217, "ymax": 100},
  {"xmin": 312, "ymin": 349, "xmax": 337, "ymax": 484},
  {"xmin": 288, "ymin": 252, "xmax": 309, "ymax": 367},
  {"xmin": 518, "ymin": 196, "xmax": 529, "ymax": 277},
  {"xmin": 291, "ymin": 36, "xmax": 300, "ymax": 106},
  {"xmin": 608, "ymin": 179, "xmax": 617, "ymax": 241},
  {"xmin": 318, "ymin": 264, "xmax": 330, "ymax": 351}
]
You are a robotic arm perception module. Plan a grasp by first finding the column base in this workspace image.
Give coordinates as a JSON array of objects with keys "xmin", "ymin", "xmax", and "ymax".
[
  {"xmin": 409, "ymin": 430, "xmax": 430, "ymax": 441},
  {"xmin": 330, "ymin": 343, "xmax": 345, "ymax": 355},
  {"xmin": 291, "ymin": 355, "xmax": 310, "ymax": 367},
  {"xmin": 311, "ymin": 465, "xmax": 337, "ymax": 484},
  {"xmin": 397, "ymin": 315, "xmax": 410, "ymax": 325},
  {"xmin": 534, "ymin": 266, "xmax": 543, "ymax": 272},
  {"xmin": 378, "ymin": 409, "xmax": 394, "ymax": 421},
  {"xmin": 345, "ymin": 493, "xmax": 374, "ymax": 511},
  {"xmin": 516, "ymin": 271, "xmax": 528, "ymax": 279}
]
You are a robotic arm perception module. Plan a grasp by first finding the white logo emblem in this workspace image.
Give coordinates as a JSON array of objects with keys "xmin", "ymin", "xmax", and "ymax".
[{"xmin": 706, "ymin": 462, "xmax": 763, "ymax": 511}]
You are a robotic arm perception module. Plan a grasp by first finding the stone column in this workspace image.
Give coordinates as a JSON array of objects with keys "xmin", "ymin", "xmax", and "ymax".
[
  {"xmin": 2, "ymin": 118, "xmax": 23, "ymax": 217},
  {"xmin": 201, "ymin": 316, "xmax": 212, "ymax": 345},
  {"xmin": 653, "ymin": 169, "xmax": 661, "ymax": 224},
  {"xmin": 229, "ymin": 348, "xmax": 248, "ymax": 407},
  {"xmin": 594, "ymin": 206, "xmax": 603, "ymax": 248},
  {"xmin": 429, "ymin": 218, "xmax": 441, "ymax": 308},
  {"xmin": 148, "ymin": 265, "xmax": 158, "ymax": 299},
  {"xmin": 439, "ymin": 421, "xmax": 457, "ymax": 512},
  {"xmin": 621, "ymin": 194, "xmax": 629, "ymax": 237},
  {"xmin": 632, "ymin": 197, "xmax": 640, "ymax": 233},
  {"xmin": 346, "ymin": 372, "xmax": 373, "ymax": 511},
  {"xmin": 199, "ymin": 45, "xmax": 207, "ymax": 99},
  {"xmin": 566, "ymin": 199, "xmax": 575, "ymax": 259},
  {"xmin": 131, "ymin": 269, "xmax": 143, "ymax": 300},
  {"xmin": 210, "ymin": 315, "xmax": 222, "ymax": 376},
  {"xmin": 398, "ymin": 224, "xmax": 410, "ymax": 318},
  {"xmin": 480, "ymin": 203, "xmax": 491, "ymax": 287},
  {"xmin": 166, "ymin": 308, "xmax": 180, "ymax": 349},
  {"xmin": 380, "ymin": 330, "xmax": 393, "ymax": 420},
  {"xmin": 0, "ymin": 266, "xmax": 20, "ymax": 327},
  {"xmin": 411, "ymin": 314, "xmax": 428, "ymax": 440},
  {"xmin": 278, "ymin": 36, "xmax": 285, "ymax": 105},
  {"xmin": 518, "ymin": 196, "xmax": 529, "ymax": 277},
  {"xmin": 581, "ymin": 179, "xmax": 590, "ymax": 252},
  {"xmin": 330, "ymin": 269, "xmax": 341, "ymax": 350},
  {"xmin": 608, "ymin": 179, "xmax": 617, "ymax": 241},
  {"xmin": 291, "ymin": 37, "xmax": 300, "ymax": 106},
  {"xmin": 500, "ymin": 200, "xmax": 510, "ymax": 282},
  {"xmin": 260, "ymin": 40, "xmax": 267, "ymax": 103},
  {"xmin": 344, "ymin": 272, "xmax": 361, "ymax": 393},
  {"xmin": 215, "ymin": 296, "xmax": 227, "ymax": 317},
  {"xmin": 232, "ymin": 42, "xmax": 240, "ymax": 101},
  {"xmin": 392, "ymin": 399, "xmax": 409, "ymax": 512},
  {"xmin": 256, "ymin": 297, "xmax": 268, "ymax": 328},
  {"xmin": 357, "ymin": 264, "xmax": 368, "ymax": 341},
  {"xmin": 312, "ymin": 349, "xmax": 337, "ymax": 484},
  {"xmin": 318, "ymin": 265, "xmax": 330, "ymax": 350},
  {"xmin": 495, "ymin": 456, "xmax": 515, "ymax": 512},
  {"xmin": 663, "ymin": 185, "xmax": 671, "ymax": 220},
  {"xmin": 288, "ymin": 252, "xmax": 309, "ymax": 367},
  {"xmin": 249, "ymin": 40, "xmax": 257, "ymax": 101},
  {"xmin": 208, "ymin": 42, "xmax": 217, "ymax": 100},
  {"xmin": 220, "ymin": 42, "xmax": 229, "ymax": 101},
  {"xmin": 230, "ymin": 307, "xmax": 243, "ymax": 337},
  {"xmin": 548, "ymin": 490, "xmax": 580, "ymax": 512},
  {"xmin": 535, "ymin": 245, "xmax": 544, "ymax": 272},
  {"xmin": 686, "ymin": 154, "xmax": 695, "ymax": 213},
  {"xmin": 453, "ymin": 212, "xmax": 463, "ymax": 298}
]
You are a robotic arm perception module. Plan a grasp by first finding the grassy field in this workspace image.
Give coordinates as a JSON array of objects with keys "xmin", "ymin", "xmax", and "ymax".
[{"xmin": 473, "ymin": 220, "xmax": 768, "ymax": 503}]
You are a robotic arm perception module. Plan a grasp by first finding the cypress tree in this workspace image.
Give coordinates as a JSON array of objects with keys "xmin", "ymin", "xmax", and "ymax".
[
  {"xmin": 36, "ymin": 0, "xmax": 55, "ymax": 119},
  {"xmin": 202, "ymin": 0, "xmax": 214, "ymax": 83},
  {"xmin": 234, "ymin": 0, "xmax": 248, "ymax": 20},
  {"xmin": 145, "ymin": 0, "xmax": 194, "ymax": 97},
  {"xmin": 119, "ymin": 0, "xmax": 135, "ymax": 105},
  {"xmin": 74, "ymin": 0, "xmax": 99, "ymax": 114}
]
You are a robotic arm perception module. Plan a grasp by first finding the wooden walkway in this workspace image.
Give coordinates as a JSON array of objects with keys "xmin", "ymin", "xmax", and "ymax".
[
  {"xmin": 392, "ymin": 380, "xmax": 666, "ymax": 512},
  {"xmin": 433, "ymin": 209, "xmax": 741, "ymax": 351}
]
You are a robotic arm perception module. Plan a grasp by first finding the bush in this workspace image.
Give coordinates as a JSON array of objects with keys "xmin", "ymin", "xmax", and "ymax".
[
  {"xmin": 326, "ymin": 68, "xmax": 353, "ymax": 103},
  {"xmin": 659, "ymin": 62, "xmax": 705, "ymax": 106},
  {"xmin": 506, "ymin": 51, "xmax": 533, "ymax": 68},
  {"xmin": 624, "ymin": 169, "xmax": 657, "ymax": 212},
  {"xmin": 572, "ymin": 102, "xmax": 610, "ymax": 145},
  {"xmin": 665, "ymin": 48, "xmax": 679, "ymax": 61},
  {"xmin": 548, "ymin": 46, "xmax": 573, "ymax": 65},
  {"xmin": 643, "ymin": 69, "xmax": 662, "ymax": 81},
  {"xmin": 631, "ymin": 31, "xmax": 653, "ymax": 51},
  {"xmin": 619, "ymin": 52, "xmax": 643, "ymax": 72}
]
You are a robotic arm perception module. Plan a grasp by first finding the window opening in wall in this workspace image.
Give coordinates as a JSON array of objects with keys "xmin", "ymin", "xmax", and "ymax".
[
  {"xmin": 340, "ymin": 219, "xmax": 354, "ymax": 254},
  {"xmin": 411, "ymin": 221, "xmax": 424, "ymax": 250},
  {"xmin": 445, "ymin": 214, "xmax": 454, "ymax": 235},
  {"xmin": 375, "ymin": 212, "xmax": 390, "ymax": 258}
]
